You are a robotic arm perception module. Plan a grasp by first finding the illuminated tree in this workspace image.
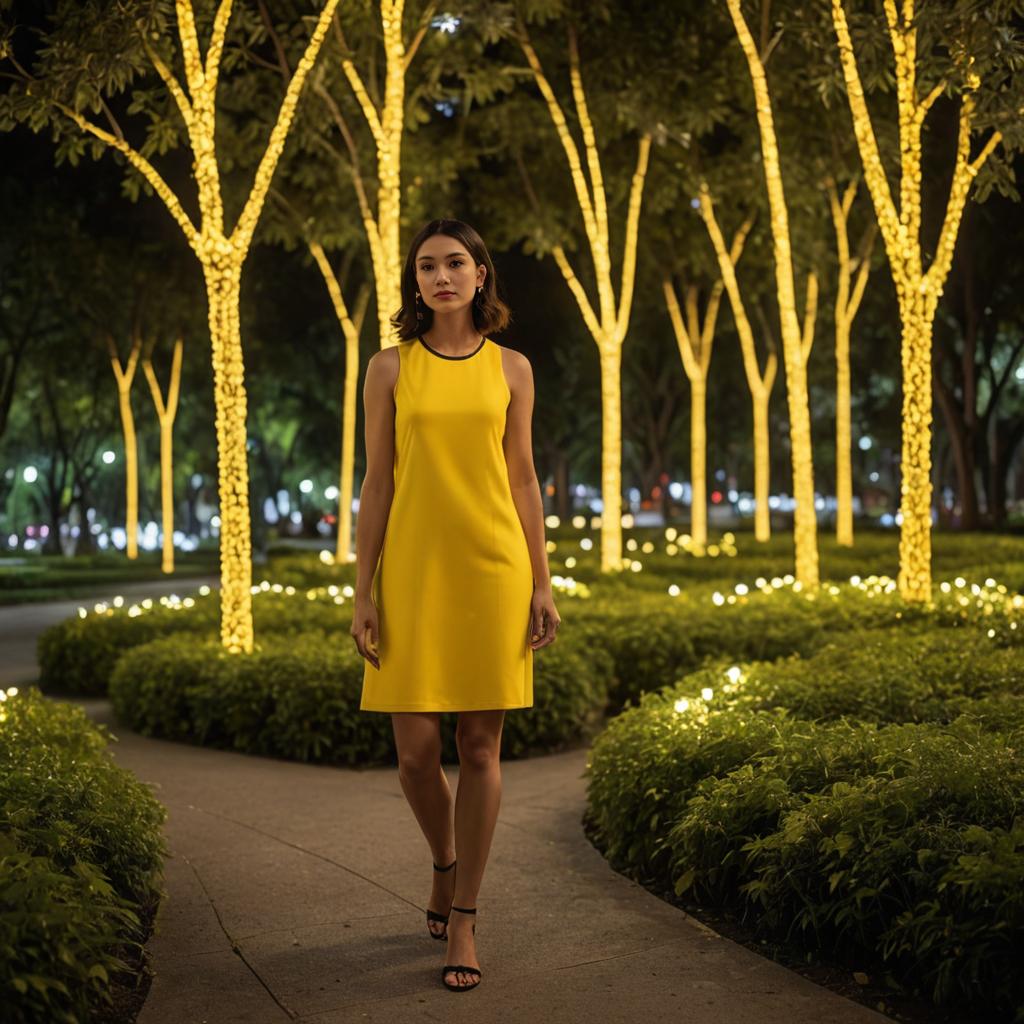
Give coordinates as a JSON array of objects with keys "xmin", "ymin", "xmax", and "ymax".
[
  {"xmin": 725, "ymin": 0, "xmax": 820, "ymax": 587},
  {"xmin": 513, "ymin": 13, "xmax": 651, "ymax": 572},
  {"xmin": 825, "ymin": 176, "xmax": 876, "ymax": 547},
  {"xmin": 259, "ymin": 2, "xmax": 492, "ymax": 562},
  {"xmin": 3, "ymin": 0, "xmax": 342, "ymax": 649},
  {"xmin": 698, "ymin": 185, "xmax": 777, "ymax": 542},
  {"xmin": 142, "ymin": 336, "xmax": 184, "ymax": 574},
  {"xmin": 107, "ymin": 332, "xmax": 142, "ymax": 560},
  {"xmin": 830, "ymin": 0, "xmax": 1023, "ymax": 599},
  {"xmin": 662, "ymin": 214, "xmax": 753, "ymax": 550}
]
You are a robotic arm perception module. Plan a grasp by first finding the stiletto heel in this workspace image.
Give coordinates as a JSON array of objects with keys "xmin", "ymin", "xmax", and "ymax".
[
  {"xmin": 426, "ymin": 858, "xmax": 456, "ymax": 940},
  {"xmin": 442, "ymin": 906, "xmax": 481, "ymax": 991}
]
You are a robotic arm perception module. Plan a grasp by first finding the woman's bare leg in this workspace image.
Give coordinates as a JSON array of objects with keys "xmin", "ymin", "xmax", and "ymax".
[
  {"xmin": 391, "ymin": 712, "xmax": 456, "ymax": 936},
  {"xmin": 445, "ymin": 708, "xmax": 505, "ymax": 987}
]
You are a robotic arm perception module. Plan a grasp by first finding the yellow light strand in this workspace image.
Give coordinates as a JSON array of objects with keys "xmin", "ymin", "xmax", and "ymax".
[
  {"xmin": 726, "ymin": 0, "xmax": 820, "ymax": 588},
  {"xmin": 142, "ymin": 337, "xmax": 183, "ymax": 574},
  {"xmin": 517, "ymin": 14, "xmax": 652, "ymax": 572},
  {"xmin": 108, "ymin": 333, "xmax": 142, "ymax": 560},
  {"xmin": 831, "ymin": 0, "xmax": 1005, "ymax": 601},
  {"xmin": 699, "ymin": 185, "xmax": 776, "ymax": 543}
]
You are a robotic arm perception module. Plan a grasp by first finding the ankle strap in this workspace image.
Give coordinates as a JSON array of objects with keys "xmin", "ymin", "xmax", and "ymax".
[
  {"xmin": 450, "ymin": 905, "xmax": 476, "ymax": 914},
  {"xmin": 433, "ymin": 859, "xmax": 456, "ymax": 872}
]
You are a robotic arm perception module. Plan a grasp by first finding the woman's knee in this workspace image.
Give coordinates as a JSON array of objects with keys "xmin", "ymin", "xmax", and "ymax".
[
  {"xmin": 393, "ymin": 713, "xmax": 441, "ymax": 776},
  {"xmin": 455, "ymin": 730, "xmax": 499, "ymax": 770}
]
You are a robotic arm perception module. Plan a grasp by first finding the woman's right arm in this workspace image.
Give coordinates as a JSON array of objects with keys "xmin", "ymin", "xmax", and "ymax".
[{"xmin": 351, "ymin": 347, "xmax": 398, "ymax": 667}]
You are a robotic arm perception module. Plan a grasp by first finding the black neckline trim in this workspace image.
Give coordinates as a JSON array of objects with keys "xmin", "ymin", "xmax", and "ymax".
[{"xmin": 418, "ymin": 334, "xmax": 486, "ymax": 360}]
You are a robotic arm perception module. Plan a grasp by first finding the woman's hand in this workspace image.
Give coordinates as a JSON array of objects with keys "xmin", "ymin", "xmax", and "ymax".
[
  {"xmin": 529, "ymin": 583, "xmax": 561, "ymax": 650},
  {"xmin": 351, "ymin": 595, "xmax": 380, "ymax": 669}
]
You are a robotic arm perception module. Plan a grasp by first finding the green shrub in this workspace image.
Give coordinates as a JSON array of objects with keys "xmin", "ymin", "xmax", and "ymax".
[
  {"xmin": 0, "ymin": 688, "xmax": 167, "ymax": 1024},
  {"xmin": 673, "ymin": 627, "xmax": 1024, "ymax": 726},
  {"xmin": 585, "ymin": 637, "xmax": 1024, "ymax": 1019},
  {"xmin": 37, "ymin": 590, "xmax": 349, "ymax": 696},
  {"xmin": 110, "ymin": 629, "xmax": 611, "ymax": 765}
]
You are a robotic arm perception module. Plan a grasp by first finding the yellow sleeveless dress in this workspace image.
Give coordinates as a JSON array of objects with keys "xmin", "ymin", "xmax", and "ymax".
[{"xmin": 359, "ymin": 335, "xmax": 534, "ymax": 712}]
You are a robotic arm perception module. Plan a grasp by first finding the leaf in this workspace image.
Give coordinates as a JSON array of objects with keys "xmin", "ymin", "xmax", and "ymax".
[{"xmin": 674, "ymin": 867, "xmax": 696, "ymax": 895}]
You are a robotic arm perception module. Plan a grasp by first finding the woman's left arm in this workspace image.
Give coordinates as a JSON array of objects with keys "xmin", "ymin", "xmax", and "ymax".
[{"xmin": 502, "ymin": 349, "xmax": 561, "ymax": 650}]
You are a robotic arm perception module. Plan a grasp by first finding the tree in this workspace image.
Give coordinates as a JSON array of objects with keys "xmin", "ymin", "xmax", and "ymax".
[
  {"xmin": 726, "ymin": 0, "xmax": 823, "ymax": 587},
  {"xmin": 829, "ymin": 0, "xmax": 1024, "ymax": 599},
  {"xmin": 2, "ymin": 0, "xmax": 342, "ymax": 649}
]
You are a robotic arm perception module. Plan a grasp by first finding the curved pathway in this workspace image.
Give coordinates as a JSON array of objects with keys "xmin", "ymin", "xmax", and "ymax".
[{"xmin": 3, "ymin": 589, "xmax": 893, "ymax": 1024}]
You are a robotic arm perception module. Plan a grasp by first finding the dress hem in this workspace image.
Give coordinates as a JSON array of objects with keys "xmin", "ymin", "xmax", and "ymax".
[{"xmin": 360, "ymin": 703, "xmax": 533, "ymax": 712}]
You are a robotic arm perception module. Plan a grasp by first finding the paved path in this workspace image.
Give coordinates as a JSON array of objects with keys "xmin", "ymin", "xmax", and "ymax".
[{"xmin": 4, "ymin": 588, "xmax": 893, "ymax": 1024}]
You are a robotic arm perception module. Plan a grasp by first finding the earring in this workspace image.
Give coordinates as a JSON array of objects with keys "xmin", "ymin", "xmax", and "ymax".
[{"xmin": 475, "ymin": 286, "xmax": 483, "ymax": 302}]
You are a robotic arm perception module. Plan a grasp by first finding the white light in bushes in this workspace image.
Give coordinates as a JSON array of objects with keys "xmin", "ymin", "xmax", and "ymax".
[
  {"xmin": 319, "ymin": 549, "xmax": 335, "ymax": 565},
  {"xmin": 712, "ymin": 591, "xmax": 725, "ymax": 606},
  {"xmin": 545, "ymin": 514, "xmax": 560, "ymax": 528},
  {"xmin": 580, "ymin": 538, "xmax": 593, "ymax": 551},
  {"xmin": 674, "ymin": 697, "xmax": 690, "ymax": 713},
  {"xmin": 735, "ymin": 583, "xmax": 748, "ymax": 595},
  {"xmin": 726, "ymin": 666, "xmax": 742, "ymax": 684},
  {"xmin": 701, "ymin": 687, "xmax": 713, "ymax": 701},
  {"xmin": 572, "ymin": 515, "xmax": 587, "ymax": 528},
  {"xmin": 565, "ymin": 556, "xmax": 577, "ymax": 568},
  {"xmin": 199, "ymin": 586, "xmax": 211, "ymax": 596},
  {"xmin": 6, "ymin": 688, "xmax": 17, "ymax": 697},
  {"xmin": 78, "ymin": 607, "xmax": 87, "ymax": 618},
  {"xmin": 668, "ymin": 584, "xmax": 680, "ymax": 596}
]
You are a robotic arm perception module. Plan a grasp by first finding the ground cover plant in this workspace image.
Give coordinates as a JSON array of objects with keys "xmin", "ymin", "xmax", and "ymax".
[{"xmin": 0, "ymin": 687, "xmax": 167, "ymax": 1024}]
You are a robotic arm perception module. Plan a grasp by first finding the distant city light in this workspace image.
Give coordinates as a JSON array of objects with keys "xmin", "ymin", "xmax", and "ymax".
[
  {"xmin": 299, "ymin": 479, "xmax": 314, "ymax": 494},
  {"xmin": 22, "ymin": 466, "xmax": 37, "ymax": 483},
  {"xmin": 858, "ymin": 436, "xmax": 873, "ymax": 451},
  {"xmin": 325, "ymin": 485, "xmax": 339, "ymax": 500},
  {"xmin": 102, "ymin": 450, "xmax": 116, "ymax": 464},
  {"xmin": 432, "ymin": 13, "xmax": 461, "ymax": 32}
]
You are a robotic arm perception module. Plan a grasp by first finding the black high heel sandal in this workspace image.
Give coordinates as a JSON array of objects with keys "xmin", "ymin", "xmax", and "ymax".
[
  {"xmin": 441, "ymin": 906, "xmax": 481, "ymax": 992},
  {"xmin": 426, "ymin": 858, "xmax": 456, "ymax": 940}
]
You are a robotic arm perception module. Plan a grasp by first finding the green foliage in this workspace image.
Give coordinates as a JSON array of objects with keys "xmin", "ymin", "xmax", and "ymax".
[
  {"xmin": 109, "ymin": 628, "xmax": 610, "ymax": 765},
  {"xmin": 0, "ymin": 688, "xmax": 167, "ymax": 1024},
  {"xmin": 585, "ymin": 623, "xmax": 1024, "ymax": 1018}
]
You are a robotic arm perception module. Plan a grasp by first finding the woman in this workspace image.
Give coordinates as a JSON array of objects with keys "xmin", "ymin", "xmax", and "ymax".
[{"xmin": 351, "ymin": 218, "xmax": 561, "ymax": 993}]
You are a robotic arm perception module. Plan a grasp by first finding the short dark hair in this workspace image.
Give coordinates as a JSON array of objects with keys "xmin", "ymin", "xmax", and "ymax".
[{"xmin": 391, "ymin": 219, "xmax": 512, "ymax": 342}]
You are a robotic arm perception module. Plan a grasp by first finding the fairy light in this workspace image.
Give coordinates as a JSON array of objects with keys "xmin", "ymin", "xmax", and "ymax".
[
  {"xmin": 698, "ymin": 186, "xmax": 775, "ymax": 543},
  {"xmin": 726, "ymin": 0, "xmax": 820, "ymax": 586},
  {"xmin": 827, "ymin": 179, "xmax": 875, "ymax": 547},
  {"xmin": 663, "ymin": 237, "xmax": 749, "ymax": 550},
  {"xmin": 516, "ymin": 14, "xmax": 651, "ymax": 572},
  {"xmin": 142, "ymin": 337, "xmax": 183, "ymax": 573},
  {"xmin": 831, "ymin": 0, "xmax": 1006, "ymax": 601},
  {"xmin": 51, "ymin": 0, "xmax": 342, "ymax": 651},
  {"xmin": 108, "ymin": 335, "xmax": 142, "ymax": 559}
]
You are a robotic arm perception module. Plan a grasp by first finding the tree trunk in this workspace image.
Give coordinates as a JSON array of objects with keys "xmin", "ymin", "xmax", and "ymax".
[
  {"xmin": 897, "ymin": 294, "xmax": 937, "ymax": 601},
  {"xmin": 203, "ymin": 258, "xmax": 255, "ymax": 652},
  {"xmin": 599, "ymin": 346, "xmax": 623, "ymax": 570},
  {"xmin": 690, "ymin": 379, "xmax": 707, "ymax": 550},
  {"xmin": 752, "ymin": 390, "xmax": 771, "ymax": 542}
]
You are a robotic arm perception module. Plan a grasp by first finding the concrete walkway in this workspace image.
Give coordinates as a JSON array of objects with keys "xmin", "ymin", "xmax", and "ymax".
[{"xmin": 4, "ymin": 589, "xmax": 893, "ymax": 1024}]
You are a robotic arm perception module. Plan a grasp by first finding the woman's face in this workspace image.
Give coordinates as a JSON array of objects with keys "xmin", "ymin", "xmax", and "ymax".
[{"xmin": 414, "ymin": 234, "xmax": 485, "ymax": 315}]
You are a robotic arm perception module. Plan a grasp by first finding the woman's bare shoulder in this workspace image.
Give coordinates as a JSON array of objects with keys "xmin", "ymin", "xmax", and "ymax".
[
  {"xmin": 496, "ymin": 342, "xmax": 532, "ymax": 383},
  {"xmin": 367, "ymin": 343, "xmax": 402, "ymax": 393}
]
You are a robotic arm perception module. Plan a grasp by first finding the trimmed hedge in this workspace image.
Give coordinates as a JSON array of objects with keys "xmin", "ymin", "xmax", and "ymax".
[
  {"xmin": 110, "ymin": 629, "xmax": 613, "ymax": 764},
  {"xmin": 584, "ymin": 624, "xmax": 1024, "ymax": 1019},
  {"xmin": 0, "ymin": 688, "xmax": 167, "ymax": 1024}
]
